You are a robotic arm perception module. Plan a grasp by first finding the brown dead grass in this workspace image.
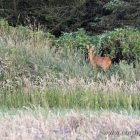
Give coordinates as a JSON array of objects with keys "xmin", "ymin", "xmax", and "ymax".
[{"xmin": 0, "ymin": 109, "xmax": 140, "ymax": 140}]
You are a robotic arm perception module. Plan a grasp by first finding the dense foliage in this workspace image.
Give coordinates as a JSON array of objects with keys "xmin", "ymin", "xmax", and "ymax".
[
  {"xmin": 53, "ymin": 27, "xmax": 140, "ymax": 63},
  {"xmin": 0, "ymin": 0, "xmax": 139, "ymax": 36}
]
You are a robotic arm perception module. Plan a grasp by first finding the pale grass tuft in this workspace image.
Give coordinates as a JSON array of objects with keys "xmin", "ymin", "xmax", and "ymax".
[{"xmin": 0, "ymin": 109, "xmax": 140, "ymax": 139}]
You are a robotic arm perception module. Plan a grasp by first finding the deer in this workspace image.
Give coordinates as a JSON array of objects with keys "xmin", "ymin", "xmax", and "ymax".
[{"xmin": 86, "ymin": 45, "xmax": 112, "ymax": 72}]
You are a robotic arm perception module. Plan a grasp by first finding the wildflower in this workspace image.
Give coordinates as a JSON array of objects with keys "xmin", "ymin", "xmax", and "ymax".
[
  {"xmin": 135, "ymin": 125, "xmax": 140, "ymax": 132},
  {"xmin": 31, "ymin": 129, "xmax": 43, "ymax": 139},
  {"xmin": 53, "ymin": 127, "xmax": 60, "ymax": 133},
  {"xmin": 101, "ymin": 123, "xmax": 107, "ymax": 129},
  {"xmin": 65, "ymin": 126, "xmax": 72, "ymax": 133}
]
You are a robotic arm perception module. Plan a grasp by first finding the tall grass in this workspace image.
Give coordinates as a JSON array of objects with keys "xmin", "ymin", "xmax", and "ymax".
[
  {"xmin": 0, "ymin": 20, "xmax": 140, "ymax": 110},
  {"xmin": 0, "ymin": 108, "xmax": 140, "ymax": 140}
]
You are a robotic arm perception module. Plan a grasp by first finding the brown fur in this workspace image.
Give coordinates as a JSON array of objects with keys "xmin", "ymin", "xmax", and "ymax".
[{"xmin": 87, "ymin": 45, "xmax": 111, "ymax": 72}]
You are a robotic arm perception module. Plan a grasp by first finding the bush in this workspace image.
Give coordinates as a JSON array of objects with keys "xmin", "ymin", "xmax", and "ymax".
[
  {"xmin": 53, "ymin": 27, "xmax": 140, "ymax": 64},
  {"xmin": 93, "ymin": 27, "xmax": 140, "ymax": 63},
  {"xmin": 52, "ymin": 28, "xmax": 92, "ymax": 51}
]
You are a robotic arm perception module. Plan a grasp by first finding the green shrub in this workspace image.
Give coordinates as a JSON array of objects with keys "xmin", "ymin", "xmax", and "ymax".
[
  {"xmin": 52, "ymin": 28, "xmax": 92, "ymax": 52},
  {"xmin": 53, "ymin": 27, "xmax": 140, "ymax": 64},
  {"xmin": 92, "ymin": 28, "xmax": 140, "ymax": 63}
]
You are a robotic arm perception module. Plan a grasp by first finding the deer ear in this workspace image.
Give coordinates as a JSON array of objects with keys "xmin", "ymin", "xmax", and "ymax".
[{"xmin": 86, "ymin": 45, "xmax": 89, "ymax": 49}]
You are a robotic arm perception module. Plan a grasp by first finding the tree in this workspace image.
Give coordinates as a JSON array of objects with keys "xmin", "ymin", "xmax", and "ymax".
[{"xmin": 0, "ymin": 0, "xmax": 139, "ymax": 36}]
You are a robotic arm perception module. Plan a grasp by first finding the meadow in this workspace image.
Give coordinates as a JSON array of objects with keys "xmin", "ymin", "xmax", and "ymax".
[{"xmin": 0, "ymin": 19, "xmax": 140, "ymax": 139}]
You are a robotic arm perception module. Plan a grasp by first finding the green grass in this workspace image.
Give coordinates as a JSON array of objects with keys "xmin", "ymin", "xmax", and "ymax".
[
  {"xmin": 0, "ymin": 86, "xmax": 140, "ymax": 110},
  {"xmin": 0, "ymin": 20, "xmax": 140, "ymax": 111}
]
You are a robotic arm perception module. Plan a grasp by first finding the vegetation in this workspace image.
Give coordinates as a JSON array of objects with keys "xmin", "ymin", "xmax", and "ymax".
[
  {"xmin": 0, "ymin": 0, "xmax": 139, "ymax": 36},
  {"xmin": 0, "ymin": 19, "xmax": 140, "ymax": 139},
  {"xmin": 53, "ymin": 27, "xmax": 140, "ymax": 63},
  {"xmin": 0, "ymin": 19, "xmax": 140, "ymax": 110},
  {"xmin": 0, "ymin": 108, "xmax": 140, "ymax": 140}
]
